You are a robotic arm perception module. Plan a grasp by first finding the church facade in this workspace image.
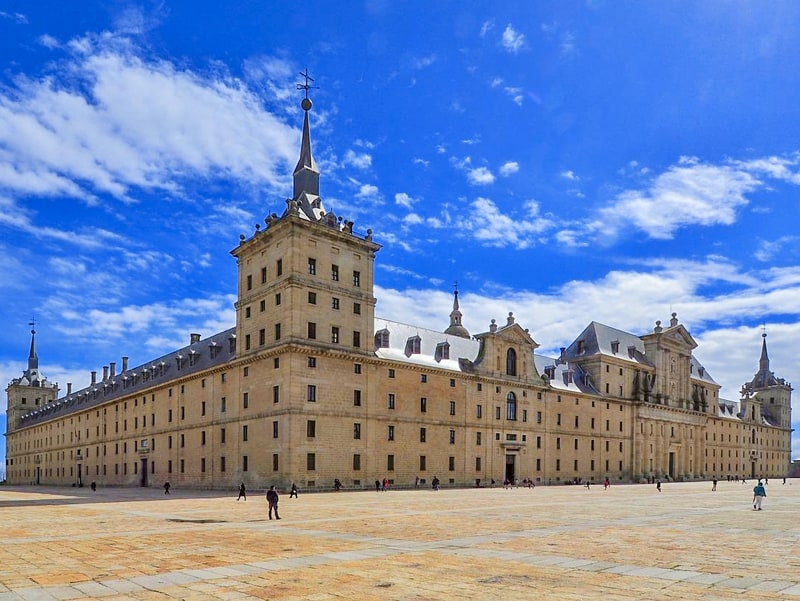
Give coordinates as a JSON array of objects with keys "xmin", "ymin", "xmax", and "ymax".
[{"xmin": 4, "ymin": 95, "xmax": 793, "ymax": 490}]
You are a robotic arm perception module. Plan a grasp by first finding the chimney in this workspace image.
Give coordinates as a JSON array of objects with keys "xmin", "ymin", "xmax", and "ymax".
[
  {"xmin": 110, "ymin": 362, "xmax": 116, "ymax": 378},
  {"xmin": 191, "ymin": 333, "xmax": 201, "ymax": 344},
  {"xmin": 91, "ymin": 371, "xmax": 97, "ymax": 386},
  {"xmin": 103, "ymin": 366, "xmax": 109, "ymax": 381},
  {"xmin": 122, "ymin": 356, "xmax": 129, "ymax": 372},
  {"xmin": 67, "ymin": 382, "xmax": 72, "ymax": 396}
]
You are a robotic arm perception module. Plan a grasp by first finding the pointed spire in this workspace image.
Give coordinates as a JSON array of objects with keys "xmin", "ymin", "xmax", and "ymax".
[
  {"xmin": 28, "ymin": 318, "xmax": 38, "ymax": 371},
  {"xmin": 293, "ymin": 69, "xmax": 319, "ymax": 200},
  {"xmin": 444, "ymin": 282, "xmax": 470, "ymax": 339},
  {"xmin": 759, "ymin": 331, "xmax": 770, "ymax": 373}
]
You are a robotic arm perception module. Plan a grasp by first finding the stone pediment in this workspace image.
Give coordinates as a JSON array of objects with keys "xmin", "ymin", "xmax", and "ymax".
[
  {"xmin": 476, "ymin": 322, "xmax": 539, "ymax": 349},
  {"xmin": 664, "ymin": 325, "xmax": 698, "ymax": 349}
]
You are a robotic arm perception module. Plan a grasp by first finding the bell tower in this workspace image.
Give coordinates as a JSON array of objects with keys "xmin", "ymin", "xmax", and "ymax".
[{"xmin": 6, "ymin": 323, "xmax": 59, "ymax": 433}]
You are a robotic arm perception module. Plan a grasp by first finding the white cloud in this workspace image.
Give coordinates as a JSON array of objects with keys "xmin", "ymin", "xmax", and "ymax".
[
  {"xmin": 356, "ymin": 183, "xmax": 379, "ymax": 198},
  {"xmin": 413, "ymin": 157, "xmax": 430, "ymax": 167},
  {"xmin": 501, "ymin": 24, "xmax": 526, "ymax": 53},
  {"xmin": 504, "ymin": 86, "xmax": 523, "ymax": 105},
  {"xmin": 0, "ymin": 11, "xmax": 27, "ymax": 24},
  {"xmin": 499, "ymin": 162, "xmax": 519, "ymax": 177},
  {"xmin": 480, "ymin": 21, "xmax": 494, "ymax": 38},
  {"xmin": 561, "ymin": 170, "xmax": 578, "ymax": 181},
  {"xmin": 754, "ymin": 236, "xmax": 799, "ymax": 262},
  {"xmin": 395, "ymin": 192, "xmax": 417, "ymax": 209},
  {"xmin": 38, "ymin": 34, "xmax": 60, "ymax": 49},
  {"xmin": 343, "ymin": 149, "xmax": 373, "ymax": 169},
  {"xmin": 466, "ymin": 167, "xmax": 495, "ymax": 186},
  {"xmin": 453, "ymin": 197, "xmax": 553, "ymax": 249},
  {"xmin": 0, "ymin": 34, "xmax": 299, "ymax": 205},
  {"xmin": 413, "ymin": 55, "xmax": 436, "ymax": 69}
]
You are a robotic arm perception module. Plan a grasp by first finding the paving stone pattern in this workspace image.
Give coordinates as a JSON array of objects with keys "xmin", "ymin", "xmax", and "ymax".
[{"xmin": 0, "ymin": 480, "xmax": 798, "ymax": 600}]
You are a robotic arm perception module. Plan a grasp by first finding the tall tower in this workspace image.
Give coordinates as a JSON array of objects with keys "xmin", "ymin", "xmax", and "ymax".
[
  {"xmin": 6, "ymin": 324, "xmax": 59, "ymax": 433},
  {"xmin": 230, "ymin": 75, "xmax": 381, "ymax": 360},
  {"xmin": 742, "ymin": 332, "xmax": 792, "ymax": 429}
]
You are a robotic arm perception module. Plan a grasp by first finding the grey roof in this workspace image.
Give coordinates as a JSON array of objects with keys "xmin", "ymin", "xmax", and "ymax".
[
  {"xmin": 373, "ymin": 318, "xmax": 480, "ymax": 370},
  {"xmin": 19, "ymin": 328, "xmax": 237, "ymax": 428}
]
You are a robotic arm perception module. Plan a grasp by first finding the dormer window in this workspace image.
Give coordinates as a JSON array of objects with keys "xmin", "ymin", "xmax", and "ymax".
[
  {"xmin": 375, "ymin": 328, "xmax": 390, "ymax": 349},
  {"xmin": 435, "ymin": 342, "xmax": 450, "ymax": 362},
  {"xmin": 577, "ymin": 340, "xmax": 586, "ymax": 354},
  {"xmin": 405, "ymin": 335, "xmax": 421, "ymax": 357},
  {"xmin": 628, "ymin": 345, "xmax": 636, "ymax": 359},
  {"xmin": 544, "ymin": 365, "xmax": 555, "ymax": 380},
  {"xmin": 610, "ymin": 340, "xmax": 620, "ymax": 354}
]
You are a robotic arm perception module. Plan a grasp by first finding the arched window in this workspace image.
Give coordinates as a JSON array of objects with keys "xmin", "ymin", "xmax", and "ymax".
[
  {"xmin": 506, "ymin": 348, "xmax": 517, "ymax": 376},
  {"xmin": 506, "ymin": 392, "xmax": 517, "ymax": 421}
]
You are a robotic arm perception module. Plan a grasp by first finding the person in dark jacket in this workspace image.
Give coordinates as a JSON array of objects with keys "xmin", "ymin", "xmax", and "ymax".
[{"xmin": 266, "ymin": 485, "xmax": 281, "ymax": 519}]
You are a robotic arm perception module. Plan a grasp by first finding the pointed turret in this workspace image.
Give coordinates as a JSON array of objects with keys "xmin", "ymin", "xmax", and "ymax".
[
  {"xmin": 759, "ymin": 332, "xmax": 769, "ymax": 373},
  {"xmin": 444, "ymin": 283, "xmax": 470, "ymax": 339},
  {"xmin": 292, "ymin": 97, "xmax": 319, "ymax": 200},
  {"xmin": 28, "ymin": 325, "xmax": 39, "ymax": 372}
]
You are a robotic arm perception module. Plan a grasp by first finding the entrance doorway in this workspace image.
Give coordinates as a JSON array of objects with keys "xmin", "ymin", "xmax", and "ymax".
[
  {"xmin": 668, "ymin": 452, "xmax": 676, "ymax": 479},
  {"xmin": 505, "ymin": 454, "xmax": 516, "ymax": 483},
  {"xmin": 140, "ymin": 458, "xmax": 148, "ymax": 487}
]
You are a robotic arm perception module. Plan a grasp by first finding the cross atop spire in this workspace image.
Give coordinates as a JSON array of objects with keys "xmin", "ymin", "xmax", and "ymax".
[
  {"xmin": 296, "ymin": 68, "xmax": 318, "ymax": 102},
  {"xmin": 293, "ymin": 69, "xmax": 320, "ymax": 200},
  {"xmin": 444, "ymin": 282, "xmax": 470, "ymax": 339}
]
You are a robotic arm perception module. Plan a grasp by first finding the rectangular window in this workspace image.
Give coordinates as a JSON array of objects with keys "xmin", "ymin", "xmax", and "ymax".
[
  {"xmin": 354, "ymin": 363, "xmax": 362, "ymax": 374},
  {"xmin": 557, "ymin": 413, "xmax": 562, "ymax": 426},
  {"xmin": 420, "ymin": 455, "xmax": 427, "ymax": 471},
  {"xmin": 388, "ymin": 425, "xmax": 395, "ymax": 441},
  {"xmin": 277, "ymin": 258, "xmax": 283, "ymax": 275},
  {"xmin": 387, "ymin": 454, "xmax": 394, "ymax": 471},
  {"xmin": 353, "ymin": 454, "xmax": 361, "ymax": 470},
  {"xmin": 522, "ymin": 409, "xmax": 527, "ymax": 422},
  {"xmin": 353, "ymin": 302, "xmax": 361, "ymax": 314},
  {"xmin": 201, "ymin": 458, "xmax": 206, "ymax": 473},
  {"xmin": 201, "ymin": 431, "xmax": 207, "ymax": 446},
  {"xmin": 556, "ymin": 437, "xmax": 561, "ymax": 449},
  {"xmin": 574, "ymin": 415, "xmax": 579, "ymax": 428},
  {"xmin": 246, "ymin": 274, "xmax": 252, "ymax": 290},
  {"xmin": 201, "ymin": 401, "xmax": 206, "ymax": 416},
  {"xmin": 307, "ymin": 385, "xmax": 317, "ymax": 402},
  {"xmin": 275, "ymin": 293, "xmax": 281, "ymax": 305},
  {"xmin": 273, "ymin": 386, "xmax": 279, "ymax": 403},
  {"xmin": 180, "ymin": 434, "xmax": 185, "ymax": 448},
  {"xmin": 353, "ymin": 390, "xmax": 362, "ymax": 406},
  {"xmin": 308, "ymin": 356, "xmax": 317, "ymax": 368},
  {"xmin": 388, "ymin": 393, "xmax": 396, "ymax": 409},
  {"xmin": 421, "ymin": 374, "xmax": 427, "ymax": 383},
  {"xmin": 420, "ymin": 427, "xmax": 426, "ymax": 442},
  {"xmin": 449, "ymin": 456, "xmax": 455, "ymax": 471},
  {"xmin": 332, "ymin": 297, "xmax": 340, "ymax": 310},
  {"xmin": 449, "ymin": 401, "xmax": 456, "ymax": 416},
  {"xmin": 245, "ymin": 306, "xmax": 251, "ymax": 318},
  {"xmin": 243, "ymin": 366, "xmax": 249, "ymax": 377},
  {"xmin": 476, "ymin": 432, "xmax": 482, "ymax": 446},
  {"xmin": 275, "ymin": 323, "xmax": 281, "ymax": 340},
  {"xmin": 476, "ymin": 404, "xmax": 482, "ymax": 418},
  {"xmin": 495, "ymin": 406, "xmax": 501, "ymax": 420},
  {"xmin": 354, "ymin": 423, "xmax": 361, "ymax": 439},
  {"xmin": 449, "ymin": 429, "xmax": 455, "ymax": 444},
  {"xmin": 332, "ymin": 264, "xmax": 339, "ymax": 281},
  {"xmin": 180, "ymin": 459, "xmax": 184, "ymax": 474},
  {"xmin": 353, "ymin": 331, "xmax": 361, "ymax": 348},
  {"xmin": 476, "ymin": 457, "xmax": 482, "ymax": 471},
  {"xmin": 273, "ymin": 454, "xmax": 279, "ymax": 471},
  {"xmin": 273, "ymin": 420, "xmax": 279, "ymax": 438},
  {"xmin": 261, "ymin": 266, "xmax": 267, "ymax": 284},
  {"xmin": 308, "ymin": 322, "xmax": 317, "ymax": 339},
  {"xmin": 536, "ymin": 436, "xmax": 541, "ymax": 449},
  {"xmin": 308, "ymin": 257, "xmax": 316, "ymax": 275},
  {"xmin": 221, "ymin": 397, "xmax": 227, "ymax": 413},
  {"xmin": 331, "ymin": 327, "xmax": 339, "ymax": 343},
  {"xmin": 307, "ymin": 453, "xmax": 316, "ymax": 471},
  {"xmin": 221, "ymin": 456, "xmax": 226, "ymax": 472},
  {"xmin": 420, "ymin": 397, "xmax": 427, "ymax": 413},
  {"xmin": 242, "ymin": 425, "xmax": 248, "ymax": 442},
  {"xmin": 245, "ymin": 334, "xmax": 251, "ymax": 350},
  {"xmin": 353, "ymin": 271, "xmax": 361, "ymax": 287},
  {"xmin": 274, "ymin": 357, "xmax": 280, "ymax": 368},
  {"xmin": 243, "ymin": 455, "xmax": 248, "ymax": 472},
  {"xmin": 243, "ymin": 392, "xmax": 249, "ymax": 409},
  {"xmin": 306, "ymin": 420, "xmax": 316, "ymax": 438},
  {"xmin": 308, "ymin": 291, "xmax": 317, "ymax": 304},
  {"xmin": 221, "ymin": 428, "xmax": 226, "ymax": 444},
  {"xmin": 450, "ymin": 378, "xmax": 456, "ymax": 388},
  {"xmin": 388, "ymin": 368, "xmax": 395, "ymax": 378}
]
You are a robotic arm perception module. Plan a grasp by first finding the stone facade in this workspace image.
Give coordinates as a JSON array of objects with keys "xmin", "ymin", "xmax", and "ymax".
[{"xmin": 4, "ymin": 97, "xmax": 793, "ymax": 489}]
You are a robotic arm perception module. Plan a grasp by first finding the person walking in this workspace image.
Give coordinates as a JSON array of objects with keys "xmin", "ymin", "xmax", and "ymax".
[
  {"xmin": 712, "ymin": 478, "xmax": 717, "ymax": 491},
  {"xmin": 656, "ymin": 480, "xmax": 662, "ymax": 492},
  {"xmin": 432, "ymin": 476, "xmax": 440, "ymax": 491},
  {"xmin": 753, "ymin": 480, "xmax": 766, "ymax": 511},
  {"xmin": 290, "ymin": 482, "xmax": 299, "ymax": 498},
  {"xmin": 237, "ymin": 482, "xmax": 247, "ymax": 501},
  {"xmin": 164, "ymin": 481, "xmax": 171, "ymax": 495},
  {"xmin": 266, "ymin": 485, "xmax": 281, "ymax": 520}
]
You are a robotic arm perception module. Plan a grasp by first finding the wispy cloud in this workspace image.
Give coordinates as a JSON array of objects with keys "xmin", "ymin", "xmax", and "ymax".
[
  {"xmin": 499, "ymin": 162, "xmax": 519, "ymax": 177},
  {"xmin": 501, "ymin": 24, "xmax": 526, "ymax": 54},
  {"xmin": 395, "ymin": 192, "xmax": 417, "ymax": 209}
]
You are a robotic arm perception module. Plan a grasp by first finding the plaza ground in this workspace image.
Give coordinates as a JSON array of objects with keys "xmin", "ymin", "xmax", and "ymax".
[{"xmin": 0, "ymin": 479, "xmax": 798, "ymax": 600}]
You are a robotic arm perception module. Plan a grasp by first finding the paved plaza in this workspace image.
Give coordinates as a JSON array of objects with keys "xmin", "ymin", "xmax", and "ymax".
[{"xmin": 0, "ymin": 479, "xmax": 799, "ymax": 600}]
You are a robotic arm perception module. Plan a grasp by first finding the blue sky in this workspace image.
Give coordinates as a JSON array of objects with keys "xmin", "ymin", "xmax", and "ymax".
[{"xmin": 3, "ymin": 1, "xmax": 800, "ymax": 473}]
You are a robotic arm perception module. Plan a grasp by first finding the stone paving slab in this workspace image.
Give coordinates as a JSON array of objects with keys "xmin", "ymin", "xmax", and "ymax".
[{"xmin": 1, "ymin": 480, "xmax": 800, "ymax": 599}]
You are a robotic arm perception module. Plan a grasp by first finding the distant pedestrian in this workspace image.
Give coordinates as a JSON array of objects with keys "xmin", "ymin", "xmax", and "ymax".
[
  {"xmin": 753, "ymin": 480, "xmax": 766, "ymax": 510},
  {"xmin": 290, "ymin": 482, "xmax": 299, "ymax": 498},
  {"xmin": 712, "ymin": 478, "xmax": 717, "ymax": 491},
  {"xmin": 334, "ymin": 478, "xmax": 342, "ymax": 491},
  {"xmin": 742, "ymin": 476, "xmax": 747, "ymax": 484},
  {"xmin": 585, "ymin": 480, "xmax": 591, "ymax": 490},
  {"xmin": 603, "ymin": 478, "xmax": 610, "ymax": 490},
  {"xmin": 237, "ymin": 482, "xmax": 247, "ymax": 501},
  {"xmin": 415, "ymin": 476, "xmax": 420, "ymax": 489},
  {"xmin": 783, "ymin": 477, "xmax": 787, "ymax": 485},
  {"xmin": 764, "ymin": 477, "xmax": 769, "ymax": 485},
  {"xmin": 656, "ymin": 480, "xmax": 662, "ymax": 492},
  {"xmin": 375, "ymin": 479, "xmax": 381, "ymax": 492},
  {"xmin": 432, "ymin": 476, "xmax": 440, "ymax": 491},
  {"xmin": 164, "ymin": 481, "xmax": 171, "ymax": 495},
  {"xmin": 90, "ymin": 481, "xmax": 97, "ymax": 492},
  {"xmin": 266, "ymin": 485, "xmax": 281, "ymax": 520},
  {"xmin": 382, "ymin": 478, "xmax": 388, "ymax": 491}
]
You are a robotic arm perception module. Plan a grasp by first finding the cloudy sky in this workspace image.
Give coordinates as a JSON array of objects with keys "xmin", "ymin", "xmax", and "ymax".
[{"xmin": 2, "ymin": 1, "xmax": 800, "ymax": 470}]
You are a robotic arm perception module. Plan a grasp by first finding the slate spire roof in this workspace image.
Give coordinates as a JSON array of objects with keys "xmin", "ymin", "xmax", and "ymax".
[{"xmin": 444, "ymin": 283, "xmax": 470, "ymax": 339}]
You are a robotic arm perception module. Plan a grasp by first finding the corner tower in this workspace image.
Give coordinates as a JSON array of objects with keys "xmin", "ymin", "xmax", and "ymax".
[
  {"xmin": 231, "ymin": 74, "xmax": 381, "ymax": 360},
  {"xmin": 5, "ymin": 324, "xmax": 59, "ymax": 433},
  {"xmin": 742, "ymin": 332, "xmax": 792, "ymax": 429}
]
